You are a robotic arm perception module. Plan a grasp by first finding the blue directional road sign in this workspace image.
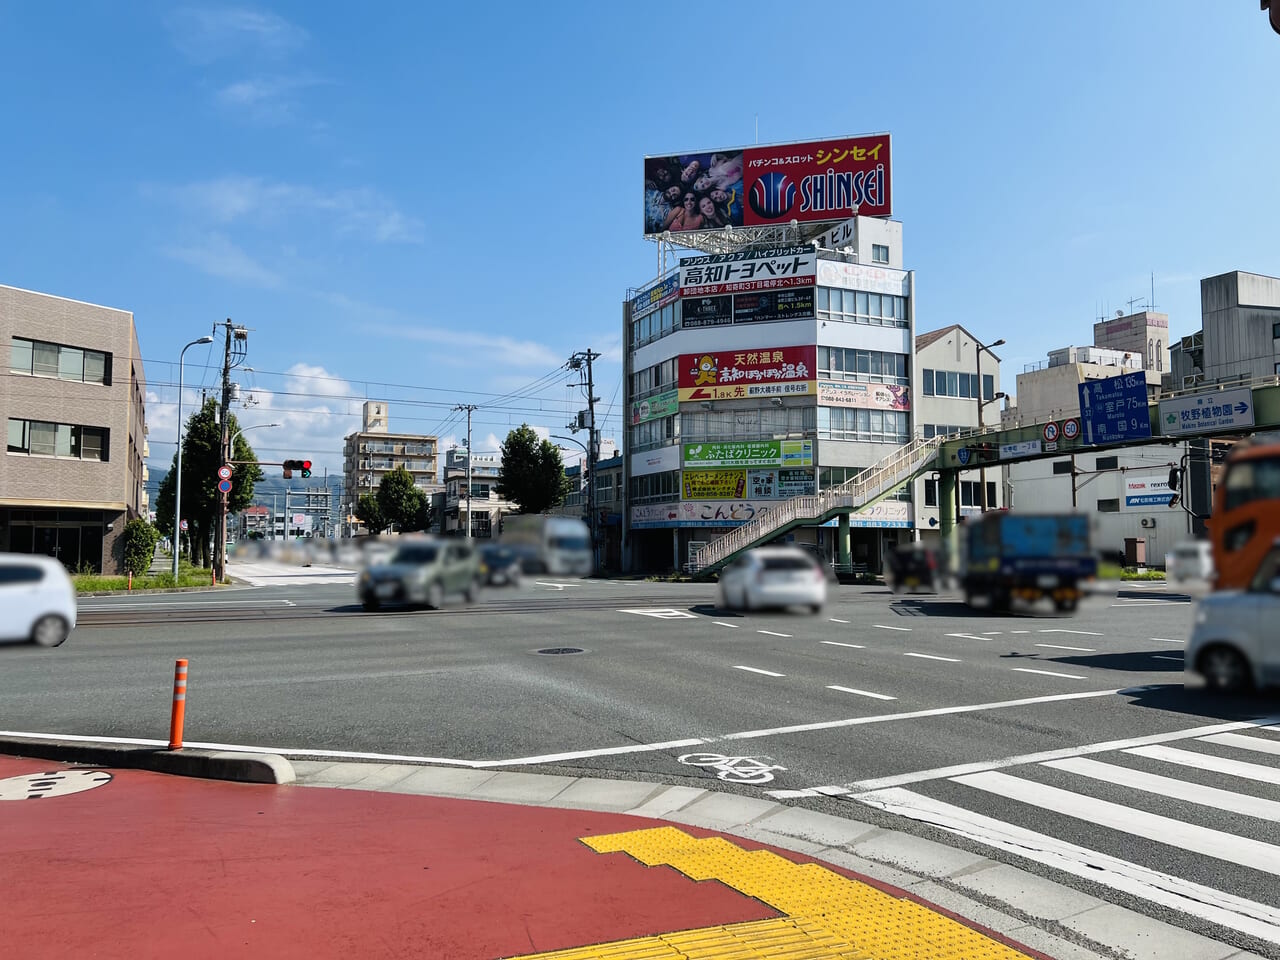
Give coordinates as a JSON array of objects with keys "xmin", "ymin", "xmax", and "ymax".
[{"xmin": 1077, "ymin": 372, "xmax": 1151, "ymax": 446}]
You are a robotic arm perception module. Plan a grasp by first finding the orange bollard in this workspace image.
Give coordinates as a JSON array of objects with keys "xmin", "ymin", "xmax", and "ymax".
[
  {"xmin": 168, "ymin": 659, "xmax": 188, "ymax": 750},
  {"xmin": 128, "ymin": 570, "xmax": 132, "ymax": 592}
]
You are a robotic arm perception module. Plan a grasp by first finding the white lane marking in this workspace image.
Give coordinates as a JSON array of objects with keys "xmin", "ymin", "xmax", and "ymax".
[
  {"xmin": 1151, "ymin": 637, "xmax": 1183, "ymax": 643},
  {"xmin": 1044, "ymin": 756, "xmax": 1280, "ymax": 822},
  {"xmin": 1035, "ymin": 643, "xmax": 1096, "ymax": 652},
  {"xmin": 904, "ymin": 652, "xmax": 961, "ymax": 662},
  {"xmin": 945, "ymin": 633, "xmax": 989, "ymax": 641},
  {"xmin": 821, "ymin": 641, "xmax": 865, "ymax": 649},
  {"xmin": 953, "ymin": 770, "xmax": 1280, "ymax": 876},
  {"xmin": 850, "ymin": 787, "xmax": 1280, "ymax": 945},
  {"xmin": 536, "ymin": 581, "xmax": 569, "ymax": 591},
  {"xmin": 981, "ymin": 631, "xmax": 1002, "ymax": 635},
  {"xmin": 757, "ymin": 629, "xmax": 792, "ymax": 638},
  {"xmin": 828, "ymin": 617, "xmax": 850, "ymax": 624},
  {"xmin": 618, "ymin": 608, "xmax": 696, "ymax": 619},
  {"xmin": 78, "ymin": 599, "xmax": 295, "ymax": 609},
  {"xmin": 713, "ymin": 621, "xmax": 740, "ymax": 629},
  {"xmin": 1010, "ymin": 630, "xmax": 1030, "ymax": 634},
  {"xmin": 1200, "ymin": 732, "xmax": 1280, "ymax": 757},
  {"xmin": 873, "ymin": 624, "xmax": 910, "ymax": 631},
  {"xmin": 1111, "ymin": 600, "xmax": 1190, "ymax": 606},
  {"xmin": 1039, "ymin": 629, "xmax": 1102, "ymax": 636},
  {"xmin": 734, "ymin": 665, "xmax": 785, "ymax": 677},
  {"xmin": 827, "ymin": 686, "xmax": 896, "ymax": 701},
  {"xmin": 795, "ymin": 714, "xmax": 1280, "ymax": 795},
  {"xmin": 1152, "ymin": 654, "xmax": 1183, "ymax": 661},
  {"xmin": 1126, "ymin": 745, "xmax": 1280, "ymax": 785},
  {"xmin": 1012, "ymin": 667, "xmax": 1086, "ymax": 680}
]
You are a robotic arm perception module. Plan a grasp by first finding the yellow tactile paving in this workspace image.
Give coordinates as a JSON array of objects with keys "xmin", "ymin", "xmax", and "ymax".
[{"xmin": 506, "ymin": 826, "xmax": 1034, "ymax": 960}]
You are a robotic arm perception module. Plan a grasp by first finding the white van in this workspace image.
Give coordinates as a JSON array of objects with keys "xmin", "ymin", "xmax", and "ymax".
[
  {"xmin": 501, "ymin": 516, "xmax": 593, "ymax": 576},
  {"xmin": 1167, "ymin": 541, "xmax": 1214, "ymax": 588},
  {"xmin": 0, "ymin": 554, "xmax": 77, "ymax": 646}
]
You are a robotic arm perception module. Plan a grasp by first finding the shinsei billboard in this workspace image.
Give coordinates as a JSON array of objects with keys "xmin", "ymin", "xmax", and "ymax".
[{"xmin": 643, "ymin": 134, "xmax": 892, "ymax": 236}]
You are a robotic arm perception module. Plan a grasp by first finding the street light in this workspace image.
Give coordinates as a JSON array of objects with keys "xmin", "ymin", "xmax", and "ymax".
[
  {"xmin": 975, "ymin": 338, "xmax": 1006, "ymax": 513},
  {"xmin": 172, "ymin": 336, "xmax": 215, "ymax": 579}
]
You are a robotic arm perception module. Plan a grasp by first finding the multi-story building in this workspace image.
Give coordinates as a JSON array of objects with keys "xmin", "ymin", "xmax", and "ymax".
[
  {"xmin": 237, "ymin": 504, "xmax": 270, "ymax": 539},
  {"xmin": 342, "ymin": 401, "xmax": 438, "ymax": 533},
  {"xmin": 911, "ymin": 324, "xmax": 1005, "ymax": 542},
  {"xmin": 1169, "ymin": 271, "xmax": 1280, "ymax": 387},
  {"xmin": 442, "ymin": 447, "xmax": 509, "ymax": 538},
  {"xmin": 1, "ymin": 284, "xmax": 148, "ymax": 573},
  {"xmin": 622, "ymin": 215, "xmax": 918, "ymax": 574},
  {"xmin": 557, "ymin": 453, "xmax": 625, "ymax": 571},
  {"xmin": 1092, "ymin": 310, "xmax": 1171, "ymax": 378}
]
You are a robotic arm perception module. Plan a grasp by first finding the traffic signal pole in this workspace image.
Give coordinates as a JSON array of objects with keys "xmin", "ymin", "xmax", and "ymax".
[{"xmin": 216, "ymin": 322, "xmax": 233, "ymax": 583}]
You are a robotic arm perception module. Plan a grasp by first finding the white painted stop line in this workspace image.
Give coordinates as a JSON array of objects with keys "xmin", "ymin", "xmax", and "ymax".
[{"xmin": 0, "ymin": 769, "xmax": 112, "ymax": 800}]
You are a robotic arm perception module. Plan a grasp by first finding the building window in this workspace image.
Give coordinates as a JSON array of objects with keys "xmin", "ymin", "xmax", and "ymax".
[
  {"xmin": 872, "ymin": 244, "xmax": 889, "ymax": 264},
  {"xmin": 1273, "ymin": 321, "xmax": 1280, "ymax": 340},
  {"xmin": 816, "ymin": 347, "xmax": 908, "ymax": 385},
  {"xmin": 1052, "ymin": 460, "xmax": 1073, "ymax": 475},
  {"xmin": 9, "ymin": 337, "xmax": 111, "ymax": 385},
  {"xmin": 1097, "ymin": 498, "xmax": 1120, "ymax": 513},
  {"xmin": 1096, "ymin": 455, "xmax": 1118, "ymax": 470},
  {"xmin": 6, "ymin": 419, "xmax": 108, "ymax": 461},
  {"xmin": 924, "ymin": 479, "xmax": 938, "ymax": 507},
  {"xmin": 1148, "ymin": 339, "xmax": 1154, "ymax": 368},
  {"xmin": 817, "ymin": 407, "xmax": 909, "ymax": 443},
  {"xmin": 922, "ymin": 367, "xmax": 984, "ymax": 399},
  {"xmin": 816, "ymin": 287, "xmax": 907, "ymax": 328},
  {"xmin": 982, "ymin": 374, "xmax": 994, "ymax": 401},
  {"xmin": 1156, "ymin": 340, "xmax": 1162, "ymax": 372}
]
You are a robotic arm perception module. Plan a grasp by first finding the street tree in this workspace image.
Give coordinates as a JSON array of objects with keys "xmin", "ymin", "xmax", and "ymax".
[
  {"xmin": 153, "ymin": 399, "xmax": 264, "ymax": 568},
  {"xmin": 495, "ymin": 424, "xmax": 568, "ymax": 515},
  {"xmin": 376, "ymin": 466, "xmax": 428, "ymax": 532},
  {"xmin": 355, "ymin": 493, "xmax": 388, "ymax": 535}
]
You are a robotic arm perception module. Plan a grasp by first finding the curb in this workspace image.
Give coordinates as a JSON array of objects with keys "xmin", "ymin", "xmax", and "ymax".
[
  {"xmin": 0, "ymin": 736, "xmax": 294, "ymax": 784},
  {"xmin": 76, "ymin": 584, "xmax": 233, "ymax": 598}
]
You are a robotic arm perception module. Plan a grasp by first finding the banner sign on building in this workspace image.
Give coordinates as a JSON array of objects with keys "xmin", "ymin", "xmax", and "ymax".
[
  {"xmin": 683, "ymin": 439, "xmax": 813, "ymax": 469},
  {"xmin": 817, "ymin": 380, "xmax": 910, "ymax": 411},
  {"xmin": 630, "ymin": 500, "xmax": 778, "ymax": 529},
  {"xmin": 681, "ymin": 468, "xmax": 747, "ymax": 501},
  {"xmin": 630, "ymin": 389, "xmax": 679, "ymax": 425},
  {"xmin": 816, "ymin": 260, "xmax": 910, "ymax": 297},
  {"xmin": 731, "ymin": 288, "xmax": 815, "ymax": 325},
  {"xmin": 629, "ymin": 274, "xmax": 679, "ymax": 321},
  {"xmin": 1157, "ymin": 386, "xmax": 1255, "ymax": 436},
  {"xmin": 678, "ymin": 345, "xmax": 815, "ymax": 402},
  {"xmin": 1124, "ymin": 475, "xmax": 1175, "ymax": 509},
  {"xmin": 679, "ymin": 246, "xmax": 817, "ymax": 297},
  {"xmin": 743, "ymin": 468, "xmax": 816, "ymax": 500},
  {"xmin": 643, "ymin": 134, "xmax": 892, "ymax": 235},
  {"xmin": 820, "ymin": 500, "xmax": 913, "ymax": 529},
  {"xmin": 680, "ymin": 295, "xmax": 734, "ymax": 328}
]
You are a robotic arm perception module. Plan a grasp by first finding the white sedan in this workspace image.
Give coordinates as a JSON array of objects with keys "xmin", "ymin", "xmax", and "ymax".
[
  {"xmin": 718, "ymin": 547, "xmax": 827, "ymax": 613},
  {"xmin": 0, "ymin": 553, "xmax": 77, "ymax": 646}
]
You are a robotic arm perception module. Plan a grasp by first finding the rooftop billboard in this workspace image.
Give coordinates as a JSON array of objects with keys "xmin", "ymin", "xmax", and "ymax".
[{"xmin": 644, "ymin": 134, "xmax": 891, "ymax": 236}]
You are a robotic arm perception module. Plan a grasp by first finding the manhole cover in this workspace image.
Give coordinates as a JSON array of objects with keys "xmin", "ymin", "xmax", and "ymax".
[
  {"xmin": 0, "ymin": 769, "xmax": 113, "ymax": 800},
  {"xmin": 535, "ymin": 647, "xmax": 585, "ymax": 655}
]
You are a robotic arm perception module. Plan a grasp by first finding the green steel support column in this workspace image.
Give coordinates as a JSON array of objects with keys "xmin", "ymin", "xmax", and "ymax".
[
  {"xmin": 938, "ymin": 469, "xmax": 958, "ymax": 569},
  {"xmin": 838, "ymin": 512, "xmax": 852, "ymax": 569}
]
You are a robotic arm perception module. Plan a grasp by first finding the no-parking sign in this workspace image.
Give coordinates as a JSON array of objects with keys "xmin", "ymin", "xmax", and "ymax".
[{"xmin": 1042, "ymin": 421, "xmax": 1059, "ymax": 443}]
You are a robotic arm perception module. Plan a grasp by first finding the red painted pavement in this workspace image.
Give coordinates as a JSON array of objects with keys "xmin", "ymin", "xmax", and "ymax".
[{"xmin": 0, "ymin": 756, "xmax": 777, "ymax": 959}]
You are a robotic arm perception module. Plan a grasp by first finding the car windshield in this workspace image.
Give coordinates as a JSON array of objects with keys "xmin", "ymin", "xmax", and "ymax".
[
  {"xmin": 550, "ymin": 537, "xmax": 590, "ymax": 552},
  {"xmin": 760, "ymin": 556, "xmax": 813, "ymax": 571},
  {"xmin": 391, "ymin": 545, "xmax": 438, "ymax": 565}
]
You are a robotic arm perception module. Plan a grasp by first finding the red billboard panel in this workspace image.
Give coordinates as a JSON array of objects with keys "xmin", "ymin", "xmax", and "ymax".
[
  {"xmin": 644, "ymin": 134, "xmax": 891, "ymax": 235},
  {"xmin": 678, "ymin": 345, "xmax": 816, "ymax": 402}
]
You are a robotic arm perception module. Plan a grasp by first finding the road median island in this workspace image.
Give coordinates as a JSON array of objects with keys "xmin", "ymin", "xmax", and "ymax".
[{"xmin": 0, "ymin": 735, "xmax": 294, "ymax": 784}]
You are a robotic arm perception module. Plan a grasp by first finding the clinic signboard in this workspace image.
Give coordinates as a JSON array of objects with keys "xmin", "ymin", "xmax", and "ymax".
[
  {"xmin": 644, "ymin": 134, "xmax": 892, "ymax": 235},
  {"xmin": 630, "ymin": 389, "xmax": 678, "ymax": 425},
  {"xmin": 683, "ymin": 439, "xmax": 813, "ymax": 469},
  {"xmin": 678, "ymin": 345, "xmax": 815, "ymax": 402}
]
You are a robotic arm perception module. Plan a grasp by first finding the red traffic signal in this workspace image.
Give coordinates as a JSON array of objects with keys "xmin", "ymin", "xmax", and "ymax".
[
  {"xmin": 282, "ymin": 458, "xmax": 311, "ymax": 479},
  {"xmin": 301, "ymin": 460, "xmax": 312, "ymax": 478}
]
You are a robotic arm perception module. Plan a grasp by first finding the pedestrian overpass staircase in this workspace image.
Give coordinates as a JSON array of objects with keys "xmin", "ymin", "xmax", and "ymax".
[{"xmin": 688, "ymin": 435, "xmax": 944, "ymax": 578}]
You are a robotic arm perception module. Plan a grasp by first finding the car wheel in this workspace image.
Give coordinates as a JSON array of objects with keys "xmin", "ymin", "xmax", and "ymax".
[
  {"xmin": 718, "ymin": 585, "xmax": 731, "ymax": 610},
  {"xmin": 1200, "ymin": 645, "xmax": 1251, "ymax": 692},
  {"xmin": 426, "ymin": 581, "xmax": 444, "ymax": 610},
  {"xmin": 361, "ymin": 597, "xmax": 380, "ymax": 612},
  {"xmin": 31, "ymin": 614, "xmax": 69, "ymax": 647},
  {"xmin": 464, "ymin": 577, "xmax": 480, "ymax": 604},
  {"xmin": 810, "ymin": 604, "xmax": 822, "ymax": 615}
]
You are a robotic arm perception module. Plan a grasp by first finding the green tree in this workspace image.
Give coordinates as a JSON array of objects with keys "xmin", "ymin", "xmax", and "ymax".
[
  {"xmin": 495, "ymin": 424, "xmax": 568, "ymax": 515},
  {"xmin": 152, "ymin": 399, "xmax": 264, "ymax": 568},
  {"xmin": 355, "ymin": 493, "xmax": 387, "ymax": 534},
  {"xmin": 377, "ymin": 466, "xmax": 428, "ymax": 532},
  {"xmin": 122, "ymin": 518, "xmax": 160, "ymax": 577}
]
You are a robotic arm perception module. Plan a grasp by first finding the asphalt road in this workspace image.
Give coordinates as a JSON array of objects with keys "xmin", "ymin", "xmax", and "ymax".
[{"xmin": 5, "ymin": 568, "xmax": 1280, "ymax": 956}]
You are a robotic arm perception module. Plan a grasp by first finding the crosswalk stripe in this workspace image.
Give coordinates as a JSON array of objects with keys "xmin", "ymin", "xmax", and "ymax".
[
  {"xmin": 1125, "ymin": 745, "xmax": 1280, "ymax": 785},
  {"xmin": 851, "ymin": 787, "xmax": 1280, "ymax": 944},
  {"xmin": 951, "ymin": 770, "xmax": 1280, "ymax": 875},
  {"xmin": 1199, "ymin": 732, "xmax": 1280, "ymax": 757},
  {"xmin": 1043, "ymin": 756, "xmax": 1280, "ymax": 822}
]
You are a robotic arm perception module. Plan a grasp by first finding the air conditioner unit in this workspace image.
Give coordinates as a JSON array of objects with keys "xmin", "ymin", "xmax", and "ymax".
[{"xmin": 1140, "ymin": 517, "xmax": 1156, "ymax": 528}]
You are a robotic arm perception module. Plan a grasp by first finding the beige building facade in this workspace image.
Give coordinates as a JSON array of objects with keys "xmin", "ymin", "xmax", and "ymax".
[
  {"xmin": 2, "ymin": 284, "xmax": 148, "ymax": 573},
  {"xmin": 341, "ymin": 401, "xmax": 438, "ymax": 532}
]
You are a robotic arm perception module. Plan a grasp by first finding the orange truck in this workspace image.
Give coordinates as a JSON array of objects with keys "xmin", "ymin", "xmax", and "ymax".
[{"xmin": 1206, "ymin": 435, "xmax": 1280, "ymax": 590}]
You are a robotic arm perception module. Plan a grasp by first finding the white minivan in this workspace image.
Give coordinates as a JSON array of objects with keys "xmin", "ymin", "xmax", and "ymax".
[{"xmin": 0, "ymin": 554, "xmax": 77, "ymax": 646}]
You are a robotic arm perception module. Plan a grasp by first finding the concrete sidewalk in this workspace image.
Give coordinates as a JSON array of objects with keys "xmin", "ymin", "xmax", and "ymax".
[{"xmin": 1, "ymin": 749, "xmax": 1269, "ymax": 960}]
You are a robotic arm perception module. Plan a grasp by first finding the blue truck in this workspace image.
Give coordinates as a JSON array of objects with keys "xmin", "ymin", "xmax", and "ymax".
[{"xmin": 958, "ymin": 512, "xmax": 1096, "ymax": 613}]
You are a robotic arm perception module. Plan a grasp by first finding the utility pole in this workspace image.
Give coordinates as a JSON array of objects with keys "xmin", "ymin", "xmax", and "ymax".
[
  {"xmin": 453, "ymin": 404, "xmax": 478, "ymax": 538},
  {"xmin": 213, "ymin": 321, "xmax": 248, "ymax": 581},
  {"xmin": 568, "ymin": 350, "xmax": 601, "ymax": 573}
]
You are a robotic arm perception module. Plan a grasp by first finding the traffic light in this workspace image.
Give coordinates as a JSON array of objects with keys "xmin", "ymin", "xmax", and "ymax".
[
  {"xmin": 282, "ymin": 458, "xmax": 310, "ymax": 479},
  {"xmin": 1265, "ymin": 1, "xmax": 1280, "ymax": 36},
  {"xmin": 301, "ymin": 460, "xmax": 312, "ymax": 478}
]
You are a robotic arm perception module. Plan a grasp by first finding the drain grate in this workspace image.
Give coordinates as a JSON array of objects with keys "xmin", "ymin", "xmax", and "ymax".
[{"xmin": 535, "ymin": 646, "xmax": 585, "ymax": 655}]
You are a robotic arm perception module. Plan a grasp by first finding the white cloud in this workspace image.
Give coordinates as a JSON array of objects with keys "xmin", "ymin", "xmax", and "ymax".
[
  {"xmin": 214, "ymin": 74, "xmax": 323, "ymax": 124},
  {"xmin": 167, "ymin": 7, "xmax": 307, "ymax": 64},
  {"xmin": 152, "ymin": 177, "xmax": 423, "ymax": 244},
  {"xmin": 164, "ymin": 233, "xmax": 281, "ymax": 287}
]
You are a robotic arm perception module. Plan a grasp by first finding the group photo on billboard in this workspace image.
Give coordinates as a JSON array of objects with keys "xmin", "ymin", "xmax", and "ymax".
[{"xmin": 645, "ymin": 134, "xmax": 891, "ymax": 236}]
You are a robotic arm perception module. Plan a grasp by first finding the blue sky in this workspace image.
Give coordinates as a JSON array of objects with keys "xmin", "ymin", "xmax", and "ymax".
[{"xmin": 1, "ymin": 2, "xmax": 1276, "ymax": 476}]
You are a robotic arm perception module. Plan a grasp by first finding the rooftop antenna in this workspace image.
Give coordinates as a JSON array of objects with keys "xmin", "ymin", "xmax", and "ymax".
[{"xmin": 1150, "ymin": 272, "xmax": 1156, "ymax": 312}]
